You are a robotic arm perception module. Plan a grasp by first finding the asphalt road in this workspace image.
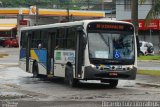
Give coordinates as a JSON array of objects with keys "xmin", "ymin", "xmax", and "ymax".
[
  {"xmin": 138, "ymin": 61, "xmax": 160, "ymax": 70},
  {"xmin": 0, "ymin": 48, "xmax": 160, "ymax": 107},
  {"xmin": 0, "ymin": 66, "xmax": 160, "ymax": 107}
]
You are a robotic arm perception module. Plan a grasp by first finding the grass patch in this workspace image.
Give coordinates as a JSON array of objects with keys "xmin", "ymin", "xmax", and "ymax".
[
  {"xmin": 138, "ymin": 70, "xmax": 160, "ymax": 76},
  {"xmin": 138, "ymin": 55, "xmax": 160, "ymax": 60}
]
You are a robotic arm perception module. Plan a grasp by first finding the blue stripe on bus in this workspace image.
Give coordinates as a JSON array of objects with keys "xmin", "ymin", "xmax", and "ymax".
[
  {"xmin": 33, "ymin": 49, "xmax": 47, "ymax": 67},
  {"xmin": 20, "ymin": 48, "xmax": 26, "ymax": 59}
]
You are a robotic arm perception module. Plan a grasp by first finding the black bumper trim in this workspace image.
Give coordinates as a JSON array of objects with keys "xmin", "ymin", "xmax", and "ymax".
[{"xmin": 84, "ymin": 66, "xmax": 137, "ymax": 80}]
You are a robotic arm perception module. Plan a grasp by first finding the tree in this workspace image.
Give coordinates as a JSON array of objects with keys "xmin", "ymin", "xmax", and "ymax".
[
  {"xmin": 0, "ymin": 0, "xmax": 102, "ymax": 9},
  {"xmin": 140, "ymin": 0, "xmax": 160, "ymax": 21},
  {"xmin": 131, "ymin": 0, "xmax": 140, "ymax": 56}
]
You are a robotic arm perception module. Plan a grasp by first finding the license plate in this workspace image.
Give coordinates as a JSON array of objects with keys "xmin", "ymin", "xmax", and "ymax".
[{"xmin": 109, "ymin": 72, "xmax": 118, "ymax": 76}]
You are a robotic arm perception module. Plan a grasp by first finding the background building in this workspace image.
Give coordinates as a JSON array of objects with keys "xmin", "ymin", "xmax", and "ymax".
[
  {"xmin": 0, "ymin": 19, "xmax": 17, "ymax": 38},
  {"xmin": 0, "ymin": 0, "xmax": 116, "ymax": 47},
  {"xmin": 116, "ymin": 0, "xmax": 160, "ymax": 53}
]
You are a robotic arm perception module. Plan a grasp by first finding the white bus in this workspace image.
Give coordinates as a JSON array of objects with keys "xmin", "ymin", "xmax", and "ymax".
[{"xmin": 19, "ymin": 20, "xmax": 137, "ymax": 88}]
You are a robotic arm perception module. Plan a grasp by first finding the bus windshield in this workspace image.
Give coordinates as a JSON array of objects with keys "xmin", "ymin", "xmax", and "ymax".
[{"xmin": 88, "ymin": 31, "xmax": 134, "ymax": 61}]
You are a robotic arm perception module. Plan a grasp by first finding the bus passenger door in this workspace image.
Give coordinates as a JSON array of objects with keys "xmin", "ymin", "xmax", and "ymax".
[
  {"xmin": 75, "ymin": 29, "xmax": 85, "ymax": 78},
  {"xmin": 26, "ymin": 33, "xmax": 31, "ymax": 72},
  {"xmin": 54, "ymin": 28, "xmax": 66, "ymax": 77},
  {"xmin": 47, "ymin": 32, "xmax": 55, "ymax": 75}
]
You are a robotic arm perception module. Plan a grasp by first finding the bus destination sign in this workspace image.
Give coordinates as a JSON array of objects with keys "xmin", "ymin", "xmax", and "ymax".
[
  {"xmin": 87, "ymin": 22, "xmax": 134, "ymax": 31},
  {"xmin": 96, "ymin": 24, "xmax": 124, "ymax": 30}
]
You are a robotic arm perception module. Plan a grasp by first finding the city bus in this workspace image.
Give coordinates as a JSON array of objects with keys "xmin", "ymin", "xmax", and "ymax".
[{"xmin": 19, "ymin": 20, "xmax": 137, "ymax": 88}]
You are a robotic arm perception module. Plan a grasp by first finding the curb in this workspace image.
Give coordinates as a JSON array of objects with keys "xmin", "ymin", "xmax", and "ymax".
[
  {"xmin": 0, "ymin": 63, "xmax": 18, "ymax": 66},
  {"xmin": 136, "ymin": 82, "xmax": 160, "ymax": 87},
  {"xmin": 138, "ymin": 60, "xmax": 160, "ymax": 63}
]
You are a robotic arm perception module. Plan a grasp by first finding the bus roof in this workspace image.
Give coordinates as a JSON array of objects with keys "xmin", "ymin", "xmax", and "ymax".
[{"xmin": 20, "ymin": 19, "xmax": 133, "ymax": 31}]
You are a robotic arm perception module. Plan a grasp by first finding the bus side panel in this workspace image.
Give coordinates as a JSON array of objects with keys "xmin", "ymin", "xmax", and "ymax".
[
  {"xmin": 19, "ymin": 48, "xmax": 26, "ymax": 72},
  {"xmin": 54, "ymin": 50, "xmax": 75, "ymax": 77},
  {"xmin": 30, "ymin": 49, "xmax": 47, "ymax": 75},
  {"xmin": 134, "ymin": 35, "xmax": 138, "ymax": 67}
]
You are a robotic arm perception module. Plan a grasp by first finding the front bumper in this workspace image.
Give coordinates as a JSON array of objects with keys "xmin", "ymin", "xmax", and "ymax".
[{"xmin": 84, "ymin": 66, "xmax": 137, "ymax": 80}]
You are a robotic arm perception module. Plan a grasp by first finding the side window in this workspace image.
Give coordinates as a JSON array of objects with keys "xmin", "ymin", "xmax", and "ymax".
[
  {"xmin": 31, "ymin": 30, "xmax": 48, "ymax": 49},
  {"xmin": 40, "ymin": 30, "xmax": 48, "ymax": 48},
  {"xmin": 55, "ymin": 27, "xmax": 78, "ymax": 50},
  {"xmin": 55, "ymin": 28, "xmax": 65, "ymax": 49},
  {"xmin": 31, "ymin": 30, "xmax": 40, "ymax": 48},
  {"xmin": 66, "ymin": 27, "xmax": 77, "ymax": 49},
  {"xmin": 21, "ymin": 31, "xmax": 27, "ymax": 48}
]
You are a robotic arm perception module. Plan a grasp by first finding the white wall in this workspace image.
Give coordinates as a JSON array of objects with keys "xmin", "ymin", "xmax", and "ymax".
[
  {"xmin": 116, "ymin": 0, "xmax": 160, "ymax": 54},
  {"xmin": 116, "ymin": 0, "xmax": 152, "ymax": 20},
  {"xmin": 0, "ymin": 19, "xmax": 17, "ymax": 24}
]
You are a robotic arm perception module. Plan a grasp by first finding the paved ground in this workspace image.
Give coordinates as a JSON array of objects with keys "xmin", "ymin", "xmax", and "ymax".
[
  {"xmin": 138, "ymin": 61, "xmax": 160, "ymax": 70},
  {"xmin": 136, "ymin": 75, "xmax": 160, "ymax": 87},
  {"xmin": 0, "ymin": 48, "xmax": 19, "ymax": 64}
]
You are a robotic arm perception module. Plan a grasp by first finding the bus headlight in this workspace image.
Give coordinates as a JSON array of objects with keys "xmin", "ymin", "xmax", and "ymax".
[{"xmin": 90, "ymin": 64, "xmax": 96, "ymax": 68}]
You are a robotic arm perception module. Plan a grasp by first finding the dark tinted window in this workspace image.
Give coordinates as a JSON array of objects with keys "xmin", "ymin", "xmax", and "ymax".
[
  {"xmin": 66, "ymin": 27, "xmax": 77, "ymax": 49},
  {"xmin": 31, "ymin": 30, "xmax": 40, "ymax": 48},
  {"xmin": 55, "ymin": 27, "xmax": 77, "ymax": 50},
  {"xmin": 21, "ymin": 31, "xmax": 27, "ymax": 48},
  {"xmin": 31, "ymin": 30, "xmax": 48, "ymax": 48},
  {"xmin": 41, "ymin": 30, "xmax": 48, "ymax": 48},
  {"xmin": 55, "ymin": 28, "xmax": 65, "ymax": 49}
]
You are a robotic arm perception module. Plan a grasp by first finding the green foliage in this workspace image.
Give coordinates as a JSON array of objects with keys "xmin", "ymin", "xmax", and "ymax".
[
  {"xmin": 139, "ymin": 0, "xmax": 146, "ymax": 4},
  {"xmin": 138, "ymin": 55, "xmax": 160, "ymax": 60},
  {"xmin": 138, "ymin": 70, "xmax": 160, "ymax": 76},
  {"xmin": 0, "ymin": 0, "xmax": 102, "ymax": 9},
  {"xmin": 139, "ymin": 0, "xmax": 160, "ymax": 23}
]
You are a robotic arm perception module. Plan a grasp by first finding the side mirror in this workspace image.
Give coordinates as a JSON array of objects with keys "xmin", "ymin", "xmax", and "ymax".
[{"xmin": 77, "ymin": 26, "xmax": 87, "ymax": 49}]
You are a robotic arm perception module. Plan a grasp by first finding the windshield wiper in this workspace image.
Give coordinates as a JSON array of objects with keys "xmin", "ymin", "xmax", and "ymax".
[
  {"xmin": 98, "ymin": 32, "xmax": 111, "ymax": 53},
  {"xmin": 99, "ymin": 32, "xmax": 109, "ymax": 47}
]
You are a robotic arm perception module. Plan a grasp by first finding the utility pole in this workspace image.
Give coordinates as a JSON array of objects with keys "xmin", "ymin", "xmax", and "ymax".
[
  {"xmin": 67, "ymin": 0, "xmax": 70, "ymax": 22},
  {"xmin": 101, "ymin": 0, "xmax": 104, "ymax": 10},
  {"xmin": 35, "ymin": 0, "xmax": 39, "ymax": 25},
  {"xmin": 131, "ymin": 0, "xmax": 140, "ymax": 56},
  {"xmin": 131, "ymin": 0, "xmax": 138, "ymax": 36},
  {"xmin": 87, "ymin": 0, "xmax": 90, "ymax": 10}
]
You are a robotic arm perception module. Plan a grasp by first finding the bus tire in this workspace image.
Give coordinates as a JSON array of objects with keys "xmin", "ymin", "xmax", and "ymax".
[
  {"xmin": 101, "ymin": 79, "xmax": 118, "ymax": 88},
  {"xmin": 65, "ymin": 66, "xmax": 78, "ymax": 87},
  {"xmin": 32, "ymin": 61, "xmax": 39, "ymax": 78},
  {"xmin": 108, "ymin": 80, "xmax": 118, "ymax": 88}
]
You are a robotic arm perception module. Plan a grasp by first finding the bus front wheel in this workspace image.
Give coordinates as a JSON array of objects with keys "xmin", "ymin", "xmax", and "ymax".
[
  {"xmin": 32, "ymin": 61, "xmax": 39, "ymax": 78},
  {"xmin": 101, "ymin": 79, "xmax": 118, "ymax": 88},
  {"xmin": 65, "ymin": 66, "xmax": 78, "ymax": 87}
]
